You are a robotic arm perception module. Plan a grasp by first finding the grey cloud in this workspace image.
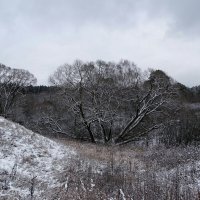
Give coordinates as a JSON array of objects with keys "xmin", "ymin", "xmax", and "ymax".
[
  {"xmin": 0, "ymin": 0, "xmax": 200, "ymax": 86},
  {"xmin": 1, "ymin": 0, "xmax": 200, "ymax": 34},
  {"xmin": 144, "ymin": 0, "xmax": 200, "ymax": 35}
]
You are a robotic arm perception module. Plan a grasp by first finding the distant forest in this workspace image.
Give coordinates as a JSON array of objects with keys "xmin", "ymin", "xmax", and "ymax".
[{"xmin": 1, "ymin": 60, "xmax": 200, "ymax": 146}]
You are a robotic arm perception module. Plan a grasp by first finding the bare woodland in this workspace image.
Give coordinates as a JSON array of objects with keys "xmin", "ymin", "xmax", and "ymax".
[{"xmin": 1, "ymin": 60, "xmax": 200, "ymax": 145}]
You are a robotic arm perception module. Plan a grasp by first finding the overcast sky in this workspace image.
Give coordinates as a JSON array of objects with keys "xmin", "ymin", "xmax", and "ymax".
[{"xmin": 0, "ymin": 0, "xmax": 200, "ymax": 86}]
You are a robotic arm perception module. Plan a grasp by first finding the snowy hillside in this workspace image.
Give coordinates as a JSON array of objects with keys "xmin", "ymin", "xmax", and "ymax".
[
  {"xmin": 0, "ymin": 117, "xmax": 76, "ymax": 199},
  {"xmin": 1, "ymin": 117, "xmax": 200, "ymax": 199}
]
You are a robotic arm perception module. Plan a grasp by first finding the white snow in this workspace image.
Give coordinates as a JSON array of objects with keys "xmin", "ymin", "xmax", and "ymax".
[
  {"xmin": 0, "ymin": 117, "xmax": 76, "ymax": 199},
  {"xmin": 119, "ymin": 189, "xmax": 126, "ymax": 200}
]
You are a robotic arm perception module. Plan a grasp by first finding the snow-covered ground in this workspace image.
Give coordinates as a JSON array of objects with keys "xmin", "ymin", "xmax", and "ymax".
[
  {"xmin": 1, "ymin": 116, "xmax": 200, "ymax": 199},
  {"xmin": 0, "ymin": 117, "xmax": 76, "ymax": 199}
]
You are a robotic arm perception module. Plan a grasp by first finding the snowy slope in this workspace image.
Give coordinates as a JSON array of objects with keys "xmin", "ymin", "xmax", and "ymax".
[
  {"xmin": 1, "ymin": 116, "xmax": 200, "ymax": 199},
  {"xmin": 0, "ymin": 117, "xmax": 76, "ymax": 199}
]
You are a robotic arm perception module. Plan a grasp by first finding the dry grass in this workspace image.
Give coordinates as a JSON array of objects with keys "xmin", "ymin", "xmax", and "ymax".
[
  {"xmin": 50, "ymin": 138, "xmax": 200, "ymax": 200},
  {"xmin": 55, "ymin": 138, "xmax": 143, "ymax": 163}
]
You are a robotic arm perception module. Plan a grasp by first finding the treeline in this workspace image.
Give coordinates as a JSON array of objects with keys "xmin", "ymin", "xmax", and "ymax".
[
  {"xmin": 1, "ymin": 60, "xmax": 200, "ymax": 146},
  {"xmin": 176, "ymin": 83, "xmax": 200, "ymax": 102},
  {"xmin": 24, "ymin": 82, "xmax": 200, "ymax": 102},
  {"xmin": 24, "ymin": 85, "xmax": 60, "ymax": 94}
]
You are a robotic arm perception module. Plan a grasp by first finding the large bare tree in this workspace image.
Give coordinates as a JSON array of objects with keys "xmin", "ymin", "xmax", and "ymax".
[{"xmin": 49, "ymin": 60, "xmax": 178, "ymax": 144}]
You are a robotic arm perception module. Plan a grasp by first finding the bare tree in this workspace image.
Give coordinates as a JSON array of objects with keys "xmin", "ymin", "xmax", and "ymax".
[
  {"xmin": 49, "ymin": 60, "xmax": 178, "ymax": 145},
  {"xmin": 0, "ymin": 63, "xmax": 37, "ymax": 117}
]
